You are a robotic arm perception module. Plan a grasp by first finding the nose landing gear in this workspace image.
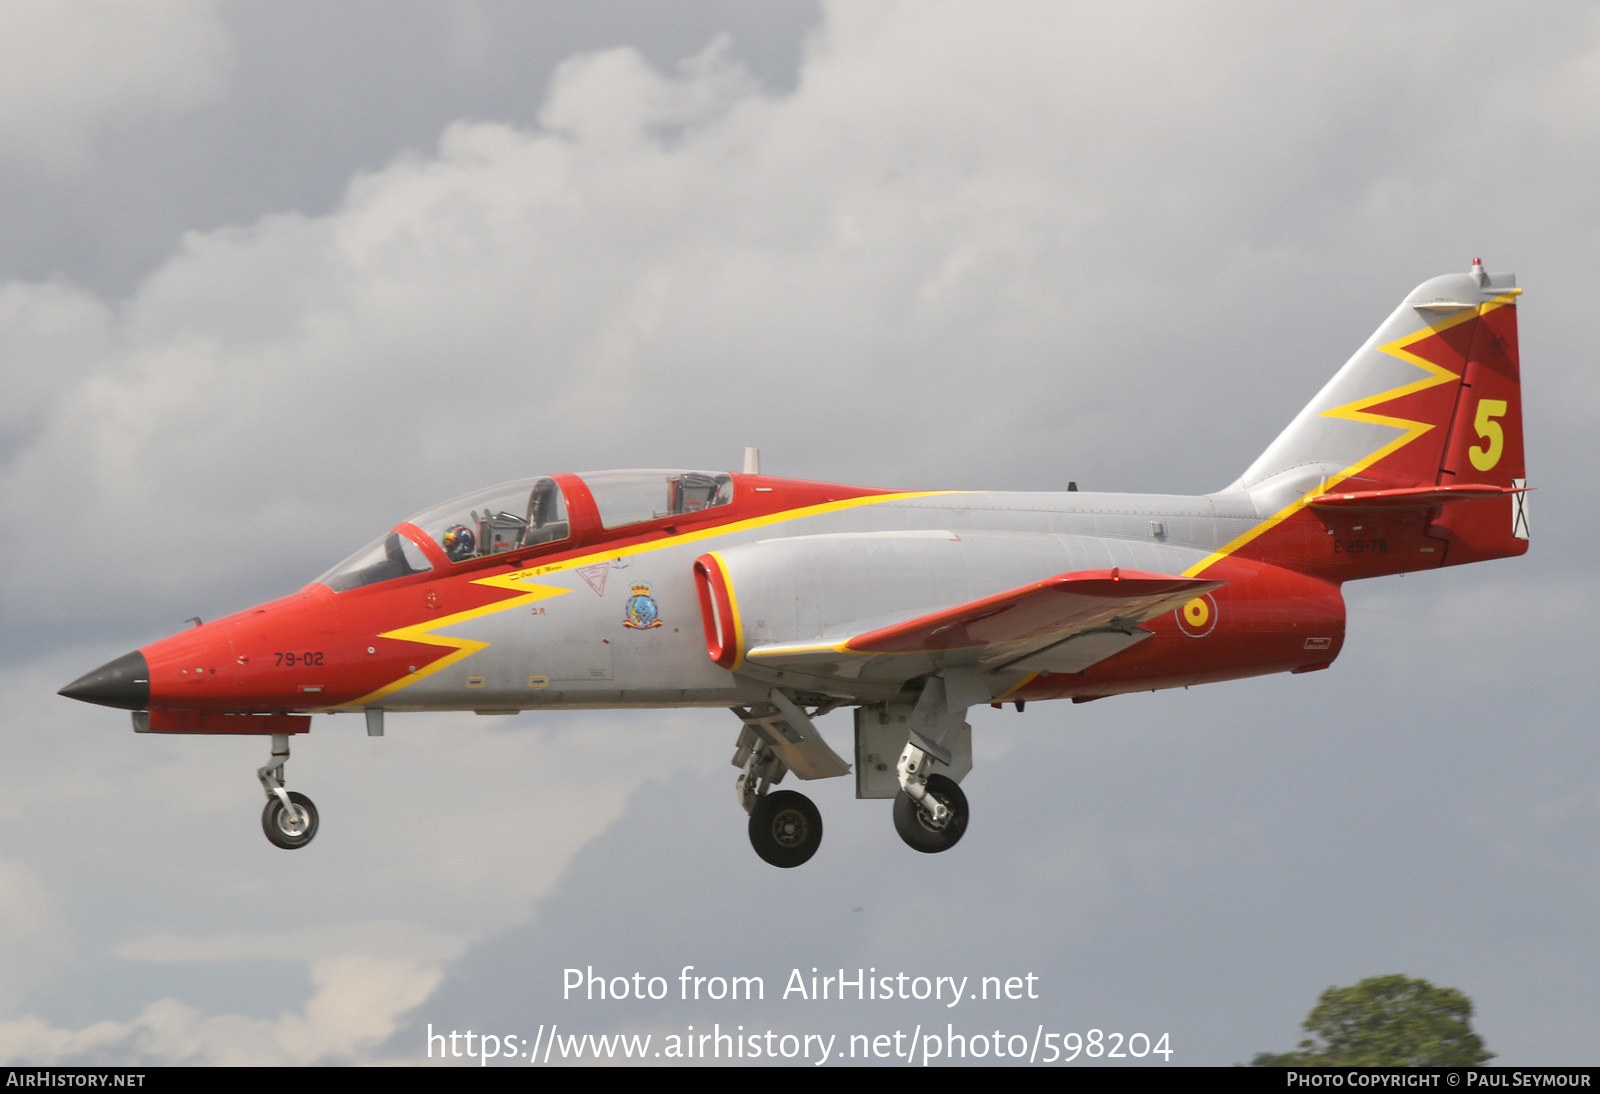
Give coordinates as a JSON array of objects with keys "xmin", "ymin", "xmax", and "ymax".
[{"xmin": 257, "ymin": 734, "xmax": 318, "ymax": 849}]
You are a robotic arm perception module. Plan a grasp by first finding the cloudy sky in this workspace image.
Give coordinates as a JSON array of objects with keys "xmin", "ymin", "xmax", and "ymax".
[{"xmin": 3, "ymin": 0, "xmax": 1597, "ymax": 1067}]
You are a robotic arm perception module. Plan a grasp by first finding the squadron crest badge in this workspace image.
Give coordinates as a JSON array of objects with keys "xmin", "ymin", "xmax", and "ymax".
[{"xmin": 622, "ymin": 581, "xmax": 663, "ymax": 629}]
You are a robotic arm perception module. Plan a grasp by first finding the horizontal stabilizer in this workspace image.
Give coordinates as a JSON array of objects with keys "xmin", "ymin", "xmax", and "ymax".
[{"xmin": 1306, "ymin": 483, "xmax": 1527, "ymax": 511}]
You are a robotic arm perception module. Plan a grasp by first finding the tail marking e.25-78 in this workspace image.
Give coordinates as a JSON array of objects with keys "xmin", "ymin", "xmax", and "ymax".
[{"xmin": 61, "ymin": 261, "xmax": 1528, "ymax": 867}]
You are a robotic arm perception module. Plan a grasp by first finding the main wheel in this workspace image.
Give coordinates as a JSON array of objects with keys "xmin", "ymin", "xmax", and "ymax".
[
  {"xmin": 262, "ymin": 791, "xmax": 319, "ymax": 850},
  {"xmin": 893, "ymin": 774, "xmax": 968, "ymax": 853},
  {"xmin": 748, "ymin": 790, "xmax": 822, "ymax": 868}
]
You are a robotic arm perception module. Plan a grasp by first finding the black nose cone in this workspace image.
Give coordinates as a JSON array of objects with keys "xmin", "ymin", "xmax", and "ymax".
[{"xmin": 59, "ymin": 650, "xmax": 150, "ymax": 710}]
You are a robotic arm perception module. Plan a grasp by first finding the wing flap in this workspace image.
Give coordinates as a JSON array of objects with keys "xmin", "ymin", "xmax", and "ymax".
[{"xmin": 994, "ymin": 628, "xmax": 1153, "ymax": 674}]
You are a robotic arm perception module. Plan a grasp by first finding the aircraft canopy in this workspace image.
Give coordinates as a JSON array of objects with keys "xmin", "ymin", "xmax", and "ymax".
[{"xmin": 316, "ymin": 470, "xmax": 732, "ymax": 592}]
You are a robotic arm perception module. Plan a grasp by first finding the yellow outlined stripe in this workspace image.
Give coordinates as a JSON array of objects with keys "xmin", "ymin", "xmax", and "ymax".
[
  {"xmin": 346, "ymin": 490, "xmax": 955, "ymax": 704},
  {"xmin": 511, "ymin": 491, "xmax": 957, "ymax": 581},
  {"xmin": 349, "ymin": 572, "xmax": 572, "ymax": 705},
  {"xmin": 1180, "ymin": 292, "xmax": 1518, "ymax": 578}
]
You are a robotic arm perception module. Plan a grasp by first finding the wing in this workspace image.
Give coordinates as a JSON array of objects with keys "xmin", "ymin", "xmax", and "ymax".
[{"xmin": 739, "ymin": 567, "xmax": 1221, "ymax": 684}]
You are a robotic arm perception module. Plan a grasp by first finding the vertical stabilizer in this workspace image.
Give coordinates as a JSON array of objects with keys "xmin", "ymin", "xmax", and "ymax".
[{"xmin": 1230, "ymin": 264, "xmax": 1524, "ymax": 566}]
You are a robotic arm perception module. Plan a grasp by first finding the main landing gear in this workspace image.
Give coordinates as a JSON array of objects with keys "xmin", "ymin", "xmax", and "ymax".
[
  {"xmin": 257, "ymin": 734, "xmax": 318, "ymax": 849},
  {"xmin": 729, "ymin": 689, "xmax": 975, "ymax": 867},
  {"xmin": 892, "ymin": 752, "xmax": 969, "ymax": 854},
  {"xmin": 883, "ymin": 679, "xmax": 974, "ymax": 855},
  {"xmin": 748, "ymin": 791, "xmax": 823, "ymax": 869},
  {"xmin": 734, "ymin": 723, "xmax": 822, "ymax": 868}
]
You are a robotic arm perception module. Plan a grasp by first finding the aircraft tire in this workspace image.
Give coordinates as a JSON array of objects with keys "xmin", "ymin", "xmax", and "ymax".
[
  {"xmin": 748, "ymin": 790, "xmax": 822, "ymax": 868},
  {"xmin": 893, "ymin": 774, "xmax": 968, "ymax": 854},
  {"xmin": 262, "ymin": 791, "xmax": 319, "ymax": 850}
]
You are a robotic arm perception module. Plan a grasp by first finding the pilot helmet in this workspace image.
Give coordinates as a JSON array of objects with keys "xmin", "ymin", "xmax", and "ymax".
[{"xmin": 442, "ymin": 524, "xmax": 476, "ymax": 561}]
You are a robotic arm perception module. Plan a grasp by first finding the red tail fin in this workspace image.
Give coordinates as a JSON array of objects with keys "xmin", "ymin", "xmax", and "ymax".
[
  {"xmin": 1224, "ymin": 263, "xmax": 1528, "ymax": 581},
  {"xmin": 1429, "ymin": 290, "xmax": 1529, "ymax": 564}
]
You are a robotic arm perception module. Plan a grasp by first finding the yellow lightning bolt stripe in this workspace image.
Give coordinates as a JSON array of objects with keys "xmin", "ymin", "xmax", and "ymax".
[
  {"xmin": 1179, "ymin": 292, "xmax": 1519, "ymax": 579},
  {"xmin": 348, "ymin": 572, "xmax": 573, "ymax": 706},
  {"xmin": 509, "ymin": 490, "xmax": 958, "ymax": 581},
  {"xmin": 346, "ymin": 490, "xmax": 957, "ymax": 705}
]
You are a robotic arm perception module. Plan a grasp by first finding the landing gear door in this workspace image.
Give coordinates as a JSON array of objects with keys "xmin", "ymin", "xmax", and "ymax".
[{"xmin": 854, "ymin": 705, "xmax": 972, "ymax": 799}]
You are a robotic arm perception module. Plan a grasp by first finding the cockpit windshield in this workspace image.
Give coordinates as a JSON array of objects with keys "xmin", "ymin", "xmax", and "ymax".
[{"xmin": 316, "ymin": 529, "xmax": 433, "ymax": 593}]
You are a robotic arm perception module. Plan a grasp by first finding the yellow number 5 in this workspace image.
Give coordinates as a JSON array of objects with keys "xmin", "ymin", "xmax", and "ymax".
[{"xmin": 1469, "ymin": 398, "xmax": 1508, "ymax": 471}]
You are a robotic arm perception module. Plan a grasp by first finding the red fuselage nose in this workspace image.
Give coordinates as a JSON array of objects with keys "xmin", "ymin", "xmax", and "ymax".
[
  {"xmin": 62, "ymin": 585, "xmax": 352, "ymax": 715},
  {"xmin": 137, "ymin": 585, "xmax": 348, "ymax": 712}
]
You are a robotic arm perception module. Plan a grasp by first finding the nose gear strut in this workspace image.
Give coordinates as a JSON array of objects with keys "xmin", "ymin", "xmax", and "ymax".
[{"xmin": 257, "ymin": 734, "xmax": 319, "ymax": 849}]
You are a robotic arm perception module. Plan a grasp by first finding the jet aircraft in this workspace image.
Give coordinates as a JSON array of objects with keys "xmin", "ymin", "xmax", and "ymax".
[{"xmin": 61, "ymin": 262, "xmax": 1529, "ymax": 867}]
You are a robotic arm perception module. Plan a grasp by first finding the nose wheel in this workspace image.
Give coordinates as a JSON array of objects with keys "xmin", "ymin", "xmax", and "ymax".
[
  {"xmin": 262, "ymin": 791, "xmax": 319, "ymax": 849},
  {"xmin": 256, "ymin": 734, "xmax": 319, "ymax": 850}
]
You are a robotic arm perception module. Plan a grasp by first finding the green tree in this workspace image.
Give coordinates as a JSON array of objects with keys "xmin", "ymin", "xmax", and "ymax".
[{"xmin": 1251, "ymin": 974, "xmax": 1493, "ymax": 1067}]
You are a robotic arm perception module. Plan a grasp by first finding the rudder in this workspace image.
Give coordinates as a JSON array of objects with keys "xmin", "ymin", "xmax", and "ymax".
[{"xmin": 1429, "ymin": 272, "xmax": 1528, "ymax": 564}]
